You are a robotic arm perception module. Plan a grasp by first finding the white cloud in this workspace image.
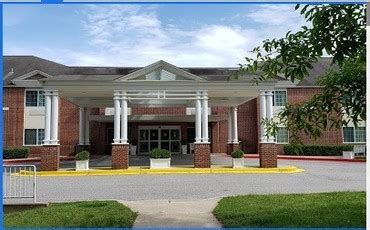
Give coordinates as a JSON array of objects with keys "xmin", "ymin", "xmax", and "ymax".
[{"xmin": 5, "ymin": 5, "xmax": 308, "ymax": 67}]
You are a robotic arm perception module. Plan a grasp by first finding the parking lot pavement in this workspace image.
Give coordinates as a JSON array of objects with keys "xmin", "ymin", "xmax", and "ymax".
[{"xmin": 34, "ymin": 159, "xmax": 365, "ymax": 203}]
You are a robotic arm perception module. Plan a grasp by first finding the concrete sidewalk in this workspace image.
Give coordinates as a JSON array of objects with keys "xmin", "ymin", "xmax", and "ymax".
[{"xmin": 122, "ymin": 198, "xmax": 221, "ymax": 227}]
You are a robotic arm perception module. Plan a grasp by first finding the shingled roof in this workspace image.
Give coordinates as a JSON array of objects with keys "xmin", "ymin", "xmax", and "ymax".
[{"xmin": 3, "ymin": 55, "xmax": 333, "ymax": 86}]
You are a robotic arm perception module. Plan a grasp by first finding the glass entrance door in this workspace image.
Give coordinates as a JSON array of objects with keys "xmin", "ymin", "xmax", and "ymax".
[{"xmin": 138, "ymin": 126, "xmax": 181, "ymax": 154}]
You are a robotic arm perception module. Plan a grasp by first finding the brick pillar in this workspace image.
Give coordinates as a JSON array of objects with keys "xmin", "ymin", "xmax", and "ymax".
[
  {"xmin": 75, "ymin": 144, "xmax": 91, "ymax": 154},
  {"xmin": 112, "ymin": 144, "xmax": 129, "ymax": 169},
  {"xmin": 259, "ymin": 143, "xmax": 277, "ymax": 168},
  {"xmin": 194, "ymin": 143, "xmax": 211, "ymax": 168},
  {"xmin": 41, "ymin": 145, "xmax": 60, "ymax": 171}
]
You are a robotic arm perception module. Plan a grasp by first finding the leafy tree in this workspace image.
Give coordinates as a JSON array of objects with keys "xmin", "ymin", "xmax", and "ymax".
[{"xmin": 239, "ymin": 4, "xmax": 366, "ymax": 143}]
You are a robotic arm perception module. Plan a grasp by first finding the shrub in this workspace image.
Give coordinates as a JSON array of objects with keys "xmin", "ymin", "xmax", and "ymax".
[
  {"xmin": 3, "ymin": 147, "xmax": 30, "ymax": 159},
  {"xmin": 75, "ymin": 151, "xmax": 90, "ymax": 161},
  {"xmin": 149, "ymin": 148, "xmax": 171, "ymax": 159},
  {"xmin": 231, "ymin": 149, "xmax": 244, "ymax": 158},
  {"xmin": 283, "ymin": 144, "xmax": 354, "ymax": 156}
]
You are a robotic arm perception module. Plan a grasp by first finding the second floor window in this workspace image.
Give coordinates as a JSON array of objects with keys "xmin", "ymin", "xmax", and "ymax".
[
  {"xmin": 273, "ymin": 91, "xmax": 287, "ymax": 106},
  {"xmin": 26, "ymin": 90, "xmax": 45, "ymax": 107}
]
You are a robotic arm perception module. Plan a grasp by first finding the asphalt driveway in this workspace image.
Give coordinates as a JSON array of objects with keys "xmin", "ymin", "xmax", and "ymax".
[{"xmin": 34, "ymin": 158, "xmax": 365, "ymax": 203}]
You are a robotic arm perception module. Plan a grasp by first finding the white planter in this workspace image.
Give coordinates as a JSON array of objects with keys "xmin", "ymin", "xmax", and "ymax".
[
  {"xmin": 76, "ymin": 160, "xmax": 89, "ymax": 171},
  {"xmin": 232, "ymin": 158, "xmax": 244, "ymax": 168},
  {"xmin": 343, "ymin": 151, "xmax": 354, "ymax": 159},
  {"xmin": 181, "ymin": 145, "xmax": 187, "ymax": 155},
  {"xmin": 130, "ymin": 145, "xmax": 137, "ymax": 156},
  {"xmin": 150, "ymin": 158, "xmax": 171, "ymax": 169}
]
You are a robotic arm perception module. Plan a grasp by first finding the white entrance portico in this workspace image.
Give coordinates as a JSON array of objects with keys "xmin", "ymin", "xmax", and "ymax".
[{"xmin": 39, "ymin": 60, "xmax": 281, "ymax": 170}]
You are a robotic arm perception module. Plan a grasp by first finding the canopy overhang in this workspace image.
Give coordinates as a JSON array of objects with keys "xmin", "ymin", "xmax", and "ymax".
[{"xmin": 40, "ymin": 79, "xmax": 277, "ymax": 108}]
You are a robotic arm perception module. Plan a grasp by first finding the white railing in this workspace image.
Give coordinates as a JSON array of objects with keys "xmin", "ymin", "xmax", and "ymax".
[{"xmin": 3, "ymin": 165, "xmax": 36, "ymax": 203}]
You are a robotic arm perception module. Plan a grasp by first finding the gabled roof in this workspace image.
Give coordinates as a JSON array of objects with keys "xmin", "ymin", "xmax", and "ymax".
[
  {"xmin": 115, "ymin": 60, "xmax": 206, "ymax": 82},
  {"xmin": 3, "ymin": 55, "xmax": 335, "ymax": 86},
  {"xmin": 3, "ymin": 55, "xmax": 68, "ymax": 85}
]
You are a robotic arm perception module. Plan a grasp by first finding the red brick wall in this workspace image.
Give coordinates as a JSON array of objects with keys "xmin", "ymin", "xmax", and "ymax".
[
  {"xmin": 3, "ymin": 88, "xmax": 80, "ymax": 157},
  {"xmin": 237, "ymin": 99, "xmax": 258, "ymax": 153},
  {"xmin": 287, "ymin": 88, "xmax": 343, "ymax": 147},
  {"xmin": 3, "ymin": 88, "xmax": 24, "ymax": 148},
  {"xmin": 3, "ymin": 87, "xmax": 344, "ymax": 157},
  {"xmin": 59, "ymin": 99, "xmax": 79, "ymax": 156}
]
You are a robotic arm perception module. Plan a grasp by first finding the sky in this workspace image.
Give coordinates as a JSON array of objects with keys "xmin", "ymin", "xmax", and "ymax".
[{"xmin": 4, "ymin": 4, "xmax": 308, "ymax": 67}]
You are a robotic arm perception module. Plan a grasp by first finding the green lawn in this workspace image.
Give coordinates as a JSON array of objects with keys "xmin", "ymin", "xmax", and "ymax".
[
  {"xmin": 5, "ymin": 200, "xmax": 137, "ymax": 228},
  {"xmin": 213, "ymin": 192, "xmax": 365, "ymax": 228}
]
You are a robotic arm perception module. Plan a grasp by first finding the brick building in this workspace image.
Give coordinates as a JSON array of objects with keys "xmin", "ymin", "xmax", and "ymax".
[{"xmin": 3, "ymin": 56, "xmax": 366, "ymax": 170}]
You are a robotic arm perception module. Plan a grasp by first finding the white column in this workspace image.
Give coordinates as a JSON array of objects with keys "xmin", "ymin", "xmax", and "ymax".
[
  {"xmin": 113, "ymin": 93, "xmax": 121, "ymax": 144},
  {"xmin": 202, "ymin": 91, "xmax": 209, "ymax": 143},
  {"xmin": 51, "ymin": 91, "xmax": 59, "ymax": 144},
  {"xmin": 259, "ymin": 91, "xmax": 267, "ymax": 143},
  {"xmin": 79, "ymin": 107, "xmax": 85, "ymax": 145},
  {"xmin": 44, "ymin": 92, "xmax": 52, "ymax": 145},
  {"xmin": 120, "ymin": 93, "xmax": 128, "ymax": 144},
  {"xmin": 195, "ymin": 91, "xmax": 202, "ymax": 143},
  {"xmin": 266, "ymin": 91, "xmax": 275, "ymax": 143},
  {"xmin": 84, "ymin": 108, "xmax": 90, "ymax": 145},
  {"xmin": 232, "ymin": 107, "xmax": 238, "ymax": 143},
  {"xmin": 227, "ymin": 107, "xmax": 233, "ymax": 143}
]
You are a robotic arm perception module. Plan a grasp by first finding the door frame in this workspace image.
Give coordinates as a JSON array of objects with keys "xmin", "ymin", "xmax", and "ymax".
[{"xmin": 138, "ymin": 125, "xmax": 181, "ymax": 155}]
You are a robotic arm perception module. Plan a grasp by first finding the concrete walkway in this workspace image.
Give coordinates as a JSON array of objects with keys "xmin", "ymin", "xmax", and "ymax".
[{"xmin": 122, "ymin": 198, "xmax": 221, "ymax": 227}]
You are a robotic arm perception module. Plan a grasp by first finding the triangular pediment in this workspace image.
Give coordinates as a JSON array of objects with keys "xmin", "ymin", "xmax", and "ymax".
[
  {"xmin": 12, "ymin": 70, "xmax": 53, "ymax": 82},
  {"xmin": 115, "ymin": 60, "xmax": 205, "ymax": 82}
]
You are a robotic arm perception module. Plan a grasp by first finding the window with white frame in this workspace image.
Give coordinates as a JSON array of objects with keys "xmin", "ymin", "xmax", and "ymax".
[
  {"xmin": 273, "ymin": 90, "xmax": 287, "ymax": 106},
  {"xmin": 24, "ymin": 129, "xmax": 45, "ymax": 145},
  {"xmin": 343, "ymin": 127, "xmax": 366, "ymax": 143},
  {"xmin": 25, "ymin": 90, "xmax": 45, "ymax": 107},
  {"xmin": 276, "ymin": 127, "xmax": 289, "ymax": 143}
]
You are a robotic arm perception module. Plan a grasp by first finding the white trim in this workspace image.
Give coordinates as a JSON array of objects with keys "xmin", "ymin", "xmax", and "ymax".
[
  {"xmin": 13, "ymin": 70, "xmax": 53, "ymax": 81},
  {"xmin": 3, "ymin": 107, "xmax": 9, "ymax": 111},
  {"xmin": 23, "ymin": 128, "xmax": 45, "ymax": 146},
  {"xmin": 342, "ymin": 126, "xmax": 366, "ymax": 144},
  {"xmin": 24, "ymin": 89, "xmax": 45, "ymax": 108}
]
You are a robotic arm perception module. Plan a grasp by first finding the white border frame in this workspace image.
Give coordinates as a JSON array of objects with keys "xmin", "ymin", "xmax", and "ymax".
[{"xmin": 342, "ymin": 126, "xmax": 366, "ymax": 144}]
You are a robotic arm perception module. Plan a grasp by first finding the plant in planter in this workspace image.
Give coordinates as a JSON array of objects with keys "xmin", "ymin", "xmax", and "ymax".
[
  {"xmin": 231, "ymin": 149, "xmax": 245, "ymax": 168},
  {"xmin": 75, "ymin": 150, "xmax": 90, "ymax": 171},
  {"xmin": 181, "ymin": 139, "xmax": 187, "ymax": 155},
  {"xmin": 150, "ymin": 148, "xmax": 171, "ymax": 169},
  {"xmin": 342, "ymin": 145, "xmax": 355, "ymax": 159}
]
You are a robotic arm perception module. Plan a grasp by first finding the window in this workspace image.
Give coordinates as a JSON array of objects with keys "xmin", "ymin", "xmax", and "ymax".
[
  {"xmin": 276, "ymin": 127, "xmax": 289, "ymax": 143},
  {"xmin": 273, "ymin": 91, "xmax": 287, "ymax": 106},
  {"xmin": 343, "ymin": 127, "xmax": 366, "ymax": 143},
  {"xmin": 24, "ymin": 129, "xmax": 45, "ymax": 145},
  {"xmin": 25, "ymin": 90, "xmax": 45, "ymax": 107}
]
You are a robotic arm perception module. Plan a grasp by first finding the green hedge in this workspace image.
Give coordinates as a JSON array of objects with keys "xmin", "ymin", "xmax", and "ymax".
[
  {"xmin": 149, "ymin": 148, "xmax": 171, "ymax": 159},
  {"xmin": 231, "ymin": 149, "xmax": 244, "ymax": 158},
  {"xmin": 4, "ymin": 148, "xmax": 30, "ymax": 159},
  {"xmin": 75, "ymin": 151, "xmax": 90, "ymax": 161},
  {"xmin": 283, "ymin": 144, "xmax": 354, "ymax": 156}
]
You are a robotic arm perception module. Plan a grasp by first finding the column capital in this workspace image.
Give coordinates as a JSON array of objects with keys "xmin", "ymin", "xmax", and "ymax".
[
  {"xmin": 259, "ymin": 90, "xmax": 273, "ymax": 96},
  {"xmin": 44, "ymin": 90, "xmax": 59, "ymax": 96}
]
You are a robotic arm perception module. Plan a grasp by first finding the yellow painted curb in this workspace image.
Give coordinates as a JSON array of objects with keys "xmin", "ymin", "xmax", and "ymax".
[{"xmin": 17, "ymin": 166, "xmax": 304, "ymax": 177}]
